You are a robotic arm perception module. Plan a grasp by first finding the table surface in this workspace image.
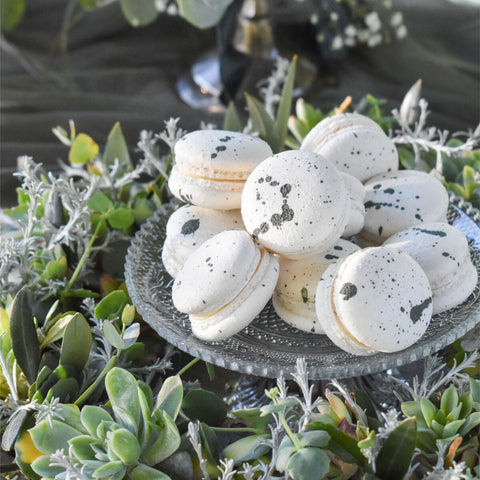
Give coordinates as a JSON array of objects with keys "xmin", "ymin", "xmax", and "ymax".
[{"xmin": 1, "ymin": 0, "xmax": 479, "ymax": 206}]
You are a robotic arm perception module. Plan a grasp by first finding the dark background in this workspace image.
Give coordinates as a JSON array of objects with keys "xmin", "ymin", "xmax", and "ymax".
[{"xmin": 1, "ymin": 0, "xmax": 479, "ymax": 206}]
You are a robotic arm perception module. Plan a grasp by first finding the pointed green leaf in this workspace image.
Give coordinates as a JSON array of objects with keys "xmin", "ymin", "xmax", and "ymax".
[
  {"xmin": 155, "ymin": 375, "xmax": 183, "ymax": 421},
  {"xmin": 442, "ymin": 419, "xmax": 465, "ymax": 438},
  {"xmin": 420, "ymin": 398, "xmax": 437, "ymax": 426},
  {"xmin": 441, "ymin": 385, "xmax": 459, "ymax": 415},
  {"xmin": 245, "ymin": 93, "xmax": 281, "ymax": 152},
  {"xmin": 30, "ymin": 419, "xmax": 83, "ymax": 454},
  {"xmin": 141, "ymin": 411, "xmax": 180, "ymax": 465},
  {"xmin": 222, "ymin": 434, "xmax": 270, "ymax": 466},
  {"xmin": 107, "ymin": 207, "xmax": 135, "ymax": 230},
  {"xmin": 10, "ymin": 287, "xmax": 39, "ymax": 384},
  {"xmin": 120, "ymin": 0, "xmax": 158, "ymax": 27},
  {"xmin": 103, "ymin": 122, "xmax": 130, "ymax": 167},
  {"xmin": 288, "ymin": 116, "xmax": 309, "ymax": 143},
  {"xmin": 69, "ymin": 133, "xmax": 99, "ymax": 165},
  {"xmin": 182, "ymin": 389, "xmax": 227, "ymax": 426},
  {"xmin": 95, "ymin": 290, "xmax": 129, "ymax": 320},
  {"xmin": 81, "ymin": 406, "xmax": 114, "ymax": 436},
  {"xmin": 376, "ymin": 418, "xmax": 416, "ymax": 480},
  {"xmin": 275, "ymin": 56, "xmax": 297, "ymax": 148},
  {"xmin": 287, "ymin": 447, "xmax": 330, "ymax": 480},
  {"xmin": 459, "ymin": 392, "xmax": 473, "ymax": 419},
  {"xmin": 103, "ymin": 321, "xmax": 125, "ymax": 350},
  {"xmin": 40, "ymin": 312, "xmax": 76, "ymax": 349},
  {"xmin": 177, "ymin": 0, "xmax": 233, "ymax": 29},
  {"xmin": 1, "ymin": 409, "xmax": 29, "ymax": 451},
  {"xmin": 129, "ymin": 464, "xmax": 172, "ymax": 480},
  {"xmin": 59, "ymin": 313, "xmax": 92, "ymax": 372},
  {"xmin": 446, "ymin": 403, "xmax": 463, "ymax": 422},
  {"xmin": 1, "ymin": 0, "xmax": 26, "ymax": 31},
  {"xmin": 458, "ymin": 411, "xmax": 480, "ymax": 437},
  {"xmin": 223, "ymin": 102, "xmax": 243, "ymax": 131}
]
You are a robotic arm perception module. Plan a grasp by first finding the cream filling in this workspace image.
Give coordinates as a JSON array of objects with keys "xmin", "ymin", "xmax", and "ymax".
[{"xmin": 175, "ymin": 164, "xmax": 249, "ymax": 182}]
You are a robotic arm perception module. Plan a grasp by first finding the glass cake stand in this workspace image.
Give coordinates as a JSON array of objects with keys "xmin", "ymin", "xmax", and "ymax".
[{"xmin": 124, "ymin": 193, "xmax": 480, "ymax": 380}]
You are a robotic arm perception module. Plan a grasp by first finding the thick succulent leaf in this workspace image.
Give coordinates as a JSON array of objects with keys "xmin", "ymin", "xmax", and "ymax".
[
  {"xmin": 81, "ymin": 406, "xmax": 114, "ymax": 436},
  {"xmin": 55, "ymin": 404, "xmax": 84, "ymax": 432},
  {"xmin": 95, "ymin": 290, "xmax": 129, "ymax": 320},
  {"xmin": 105, "ymin": 368, "xmax": 141, "ymax": 433},
  {"xmin": 275, "ymin": 435, "xmax": 296, "ymax": 472},
  {"xmin": 441, "ymin": 419, "xmax": 465, "ymax": 438},
  {"xmin": 59, "ymin": 312, "xmax": 92, "ymax": 372},
  {"xmin": 69, "ymin": 435, "xmax": 101, "ymax": 460},
  {"xmin": 287, "ymin": 447, "xmax": 330, "ymax": 480},
  {"xmin": 177, "ymin": 0, "xmax": 232, "ymax": 29},
  {"xmin": 182, "ymin": 389, "xmax": 227, "ymax": 426},
  {"xmin": 110, "ymin": 428, "xmax": 141, "ymax": 465},
  {"xmin": 420, "ymin": 398, "xmax": 437, "ymax": 426},
  {"xmin": 470, "ymin": 377, "xmax": 480, "ymax": 403},
  {"xmin": 230, "ymin": 407, "xmax": 274, "ymax": 434},
  {"xmin": 458, "ymin": 411, "xmax": 480, "ymax": 437},
  {"xmin": 459, "ymin": 392, "xmax": 473, "ymax": 419},
  {"xmin": 375, "ymin": 418, "xmax": 416, "ymax": 480},
  {"xmin": 10, "ymin": 287, "xmax": 39, "ymax": 384},
  {"xmin": 222, "ymin": 434, "xmax": 269, "ymax": 466},
  {"xmin": 223, "ymin": 102, "xmax": 243, "ymax": 131},
  {"xmin": 129, "ymin": 464, "xmax": 172, "ymax": 480},
  {"xmin": 441, "ymin": 386, "xmax": 459, "ymax": 415},
  {"xmin": 31, "ymin": 454, "xmax": 64, "ymax": 478},
  {"xmin": 93, "ymin": 460, "xmax": 126, "ymax": 478},
  {"xmin": 29, "ymin": 419, "xmax": 83, "ymax": 455},
  {"xmin": 297, "ymin": 430, "xmax": 329, "ymax": 448},
  {"xmin": 155, "ymin": 375, "xmax": 183, "ymax": 421}
]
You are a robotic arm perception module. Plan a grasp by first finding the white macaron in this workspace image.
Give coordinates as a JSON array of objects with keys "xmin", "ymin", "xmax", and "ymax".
[
  {"xmin": 241, "ymin": 150, "xmax": 350, "ymax": 259},
  {"xmin": 273, "ymin": 239, "xmax": 360, "ymax": 333},
  {"xmin": 383, "ymin": 223, "xmax": 478, "ymax": 314},
  {"xmin": 341, "ymin": 172, "xmax": 366, "ymax": 238},
  {"xmin": 162, "ymin": 205, "xmax": 244, "ymax": 278},
  {"xmin": 169, "ymin": 130, "xmax": 273, "ymax": 210},
  {"xmin": 361, "ymin": 170, "xmax": 449, "ymax": 244},
  {"xmin": 315, "ymin": 247, "xmax": 433, "ymax": 356},
  {"xmin": 172, "ymin": 230, "xmax": 279, "ymax": 341},
  {"xmin": 300, "ymin": 113, "xmax": 398, "ymax": 182}
]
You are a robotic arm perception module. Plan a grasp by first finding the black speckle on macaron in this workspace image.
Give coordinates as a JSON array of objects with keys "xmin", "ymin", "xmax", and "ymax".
[
  {"xmin": 339, "ymin": 283, "xmax": 357, "ymax": 301},
  {"xmin": 181, "ymin": 219, "xmax": 200, "ymax": 235},
  {"xmin": 410, "ymin": 297, "xmax": 432, "ymax": 324}
]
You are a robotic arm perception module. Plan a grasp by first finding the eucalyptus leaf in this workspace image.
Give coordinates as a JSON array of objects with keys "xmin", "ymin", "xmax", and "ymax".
[
  {"xmin": 376, "ymin": 418, "xmax": 416, "ymax": 480},
  {"xmin": 10, "ymin": 287, "xmax": 40, "ymax": 384},
  {"xmin": 69, "ymin": 133, "xmax": 99, "ymax": 165},
  {"xmin": 60, "ymin": 312, "xmax": 92, "ymax": 372},
  {"xmin": 129, "ymin": 464, "xmax": 172, "ymax": 480},
  {"xmin": 0, "ymin": 0, "xmax": 25, "ymax": 31},
  {"xmin": 103, "ymin": 122, "xmax": 131, "ymax": 167},
  {"xmin": 177, "ymin": 0, "xmax": 233, "ymax": 29},
  {"xmin": 103, "ymin": 321, "xmax": 125, "ymax": 350},
  {"xmin": 95, "ymin": 290, "xmax": 129, "ymax": 320},
  {"xmin": 108, "ymin": 207, "xmax": 135, "ymax": 230},
  {"xmin": 223, "ymin": 102, "xmax": 243, "ymax": 131},
  {"xmin": 155, "ymin": 375, "xmax": 183, "ymax": 421},
  {"xmin": 222, "ymin": 434, "xmax": 269, "ymax": 466},
  {"xmin": 287, "ymin": 447, "xmax": 330, "ymax": 480},
  {"xmin": 182, "ymin": 389, "xmax": 227, "ymax": 426}
]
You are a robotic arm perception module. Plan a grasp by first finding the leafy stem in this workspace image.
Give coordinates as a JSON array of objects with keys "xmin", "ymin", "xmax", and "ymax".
[{"xmin": 177, "ymin": 357, "xmax": 201, "ymax": 376}]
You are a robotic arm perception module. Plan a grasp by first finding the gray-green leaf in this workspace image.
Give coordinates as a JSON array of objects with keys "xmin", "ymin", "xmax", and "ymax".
[
  {"xmin": 177, "ymin": 0, "xmax": 233, "ymax": 29},
  {"xmin": 155, "ymin": 375, "xmax": 183, "ymax": 421},
  {"xmin": 287, "ymin": 447, "xmax": 330, "ymax": 480},
  {"xmin": 59, "ymin": 313, "xmax": 92, "ymax": 372}
]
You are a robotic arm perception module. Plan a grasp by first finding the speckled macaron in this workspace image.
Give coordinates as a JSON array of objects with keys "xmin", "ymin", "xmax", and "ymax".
[
  {"xmin": 383, "ymin": 223, "xmax": 478, "ymax": 314},
  {"xmin": 241, "ymin": 150, "xmax": 350, "ymax": 259},
  {"xmin": 273, "ymin": 239, "xmax": 360, "ymax": 333},
  {"xmin": 162, "ymin": 205, "xmax": 244, "ymax": 278},
  {"xmin": 172, "ymin": 230, "xmax": 279, "ymax": 341},
  {"xmin": 361, "ymin": 170, "xmax": 449, "ymax": 244},
  {"xmin": 315, "ymin": 246, "xmax": 433, "ymax": 356},
  {"xmin": 169, "ymin": 130, "xmax": 273, "ymax": 209},
  {"xmin": 300, "ymin": 113, "xmax": 398, "ymax": 182},
  {"xmin": 341, "ymin": 172, "xmax": 366, "ymax": 238}
]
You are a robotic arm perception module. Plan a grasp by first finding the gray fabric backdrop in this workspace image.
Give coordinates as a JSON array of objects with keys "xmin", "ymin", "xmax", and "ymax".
[{"xmin": 1, "ymin": 0, "xmax": 479, "ymax": 206}]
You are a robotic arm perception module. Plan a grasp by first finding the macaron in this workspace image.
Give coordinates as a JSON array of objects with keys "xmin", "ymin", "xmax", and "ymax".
[
  {"xmin": 169, "ymin": 130, "xmax": 273, "ymax": 209},
  {"xmin": 241, "ymin": 150, "xmax": 350, "ymax": 259},
  {"xmin": 383, "ymin": 223, "xmax": 478, "ymax": 314},
  {"xmin": 300, "ymin": 113, "xmax": 398, "ymax": 182},
  {"xmin": 162, "ymin": 205, "xmax": 244, "ymax": 278},
  {"xmin": 315, "ymin": 246, "xmax": 433, "ymax": 356},
  {"xmin": 361, "ymin": 170, "xmax": 449, "ymax": 244},
  {"xmin": 341, "ymin": 172, "xmax": 366, "ymax": 238},
  {"xmin": 273, "ymin": 239, "xmax": 360, "ymax": 333},
  {"xmin": 172, "ymin": 230, "xmax": 279, "ymax": 341}
]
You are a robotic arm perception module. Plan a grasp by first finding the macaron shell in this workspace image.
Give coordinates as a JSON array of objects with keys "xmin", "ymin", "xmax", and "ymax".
[
  {"xmin": 190, "ymin": 250, "xmax": 279, "ymax": 341},
  {"xmin": 316, "ymin": 247, "xmax": 433, "ymax": 355},
  {"xmin": 341, "ymin": 172, "xmax": 365, "ymax": 237},
  {"xmin": 301, "ymin": 113, "xmax": 398, "ymax": 182},
  {"xmin": 241, "ymin": 150, "xmax": 350, "ymax": 258},
  {"xmin": 174, "ymin": 130, "xmax": 273, "ymax": 179},
  {"xmin": 162, "ymin": 205, "xmax": 244, "ymax": 278},
  {"xmin": 168, "ymin": 166, "xmax": 244, "ymax": 209},
  {"xmin": 361, "ymin": 170, "xmax": 449, "ymax": 243},
  {"xmin": 172, "ymin": 230, "xmax": 259, "ymax": 315}
]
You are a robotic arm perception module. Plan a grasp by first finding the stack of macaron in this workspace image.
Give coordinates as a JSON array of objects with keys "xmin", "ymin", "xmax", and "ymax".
[{"xmin": 163, "ymin": 115, "xmax": 478, "ymax": 356}]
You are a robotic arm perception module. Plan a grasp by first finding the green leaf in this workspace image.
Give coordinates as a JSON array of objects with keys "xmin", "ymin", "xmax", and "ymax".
[
  {"xmin": 60, "ymin": 312, "xmax": 92, "ymax": 372},
  {"xmin": 182, "ymin": 389, "xmax": 227, "ymax": 426},
  {"xmin": 103, "ymin": 321, "xmax": 126, "ymax": 350},
  {"xmin": 287, "ymin": 447, "xmax": 330, "ymax": 480},
  {"xmin": 30, "ymin": 419, "xmax": 83, "ymax": 454},
  {"xmin": 155, "ymin": 375, "xmax": 183, "ymax": 421},
  {"xmin": 103, "ymin": 122, "xmax": 131, "ymax": 167},
  {"xmin": 40, "ymin": 312, "xmax": 76, "ymax": 349},
  {"xmin": 1, "ymin": 0, "xmax": 25, "ymax": 31},
  {"xmin": 88, "ymin": 192, "xmax": 113, "ymax": 214},
  {"xmin": 105, "ymin": 368, "xmax": 141, "ymax": 433},
  {"xmin": 470, "ymin": 378, "xmax": 480, "ymax": 403},
  {"xmin": 275, "ymin": 435, "xmax": 296, "ymax": 472},
  {"xmin": 69, "ymin": 133, "xmax": 99, "ymax": 165},
  {"xmin": 81, "ymin": 406, "xmax": 114, "ymax": 436},
  {"xmin": 275, "ymin": 56, "xmax": 297, "ymax": 148},
  {"xmin": 42, "ymin": 256, "xmax": 68, "ymax": 281},
  {"xmin": 9, "ymin": 287, "xmax": 40, "ymax": 384},
  {"xmin": 376, "ymin": 418, "xmax": 417, "ymax": 480},
  {"xmin": 177, "ymin": 0, "xmax": 233, "ymax": 29},
  {"xmin": 205, "ymin": 362, "xmax": 215, "ymax": 381},
  {"xmin": 69, "ymin": 434, "xmax": 100, "ymax": 460},
  {"xmin": 1, "ymin": 409, "xmax": 29, "ymax": 451},
  {"xmin": 245, "ymin": 93, "xmax": 281, "ymax": 152},
  {"xmin": 231, "ymin": 407, "xmax": 274, "ymax": 434},
  {"xmin": 119, "ymin": 0, "xmax": 158, "ymax": 27},
  {"xmin": 222, "ymin": 434, "xmax": 270, "ymax": 466},
  {"xmin": 295, "ymin": 98, "xmax": 323, "ymax": 128},
  {"xmin": 62, "ymin": 288, "xmax": 100, "ymax": 299},
  {"xmin": 441, "ymin": 385, "xmax": 459, "ymax": 415},
  {"xmin": 122, "ymin": 323, "xmax": 140, "ymax": 348},
  {"xmin": 420, "ymin": 398, "xmax": 437, "ymax": 426},
  {"xmin": 122, "ymin": 304, "xmax": 136, "ymax": 327},
  {"xmin": 223, "ymin": 102, "xmax": 243, "ymax": 131},
  {"xmin": 133, "ymin": 198, "xmax": 155, "ymax": 224},
  {"xmin": 31, "ymin": 454, "xmax": 64, "ymax": 478},
  {"xmin": 95, "ymin": 290, "xmax": 129, "ymax": 320},
  {"xmin": 297, "ymin": 431, "xmax": 329, "ymax": 448},
  {"xmin": 110, "ymin": 428, "xmax": 141, "ymax": 465},
  {"xmin": 442, "ymin": 419, "xmax": 465, "ymax": 438},
  {"xmin": 141, "ymin": 410, "xmax": 181, "ymax": 465},
  {"xmin": 288, "ymin": 117, "xmax": 309, "ymax": 143},
  {"xmin": 458, "ymin": 411, "xmax": 480, "ymax": 437},
  {"xmin": 77, "ymin": 0, "xmax": 99, "ymax": 9},
  {"xmin": 93, "ymin": 461, "xmax": 126, "ymax": 478},
  {"xmin": 129, "ymin": 464, "xmax": 172, "ymax": 480},
  {"xmin": 107, "ymin": 207, "xmax": 135, "ymax": 230},
  {"xmin": 45, "ymin": 377, "xmax": 79, "ymax": 403}
]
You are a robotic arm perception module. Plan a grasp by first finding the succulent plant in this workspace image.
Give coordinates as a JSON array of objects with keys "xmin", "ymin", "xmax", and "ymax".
[{"xmin": 27, "ymin": 367, "xmax": 181, "ymax": 480}]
